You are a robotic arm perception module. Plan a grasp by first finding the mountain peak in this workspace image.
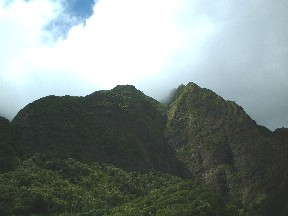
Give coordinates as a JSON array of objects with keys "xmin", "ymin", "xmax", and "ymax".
[
  {"xmin": 87, "ymin": 84, "xmax": 145, "ymax": 101},
  {"xmin": 112, "ymin": 84, "xmax": 138, "ymax": 91},
  {"xmin": 111, "ymin": 84, "xmax": 145, "ymax": 98}
]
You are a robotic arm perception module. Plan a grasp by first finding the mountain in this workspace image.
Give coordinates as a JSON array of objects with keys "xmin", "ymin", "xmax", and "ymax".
[
  {"xmin": 10, "ymin": 85, "xmax": 181, "ymax": 174},
  {"xmin": 165, "ymin": 82, "xmax": 288, "ymax": 215},
  {"xmin": 0, "ymin": 83, "xmax": 287, "ymax": 215}
]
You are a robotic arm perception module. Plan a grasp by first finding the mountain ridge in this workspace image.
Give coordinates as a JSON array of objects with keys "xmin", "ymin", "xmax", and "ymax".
[
  {"xmin": 0, "ymin": 82, "xmax": 287, "ymax": 215},
  {"xmin": 165, "ymin": 83, "xmax": 288, "ymax": 215},
  {"xmin": 9, "ymin": 85, "xmax": 182, "ymax": 175}
]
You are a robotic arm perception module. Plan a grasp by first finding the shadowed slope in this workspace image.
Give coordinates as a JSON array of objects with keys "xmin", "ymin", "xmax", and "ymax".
[
  {"xmin": 11, "ymin": 85, "xmax": 181, "ymax": 174},
  {"xmin": 0, "ymin": 116, "xmax": 12, "ymax": 172}
]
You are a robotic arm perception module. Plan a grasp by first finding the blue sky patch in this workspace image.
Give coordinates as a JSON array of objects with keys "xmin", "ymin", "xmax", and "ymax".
[{"xmin": 47, "ymin": 0, "xmax": 96, "ymax": 38}]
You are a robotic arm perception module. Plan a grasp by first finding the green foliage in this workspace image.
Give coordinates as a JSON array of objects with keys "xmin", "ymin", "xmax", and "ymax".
[
  {"xmin": 10, "ymin": 87, "xmax": 178, "ymax": 174},
  {"xmin": 0, "ymin": 155, "xmax": 239, "ymax": 215},
  {"xmin": 111, "ymin": 180, "xmax": 238, "ymax": 216}
]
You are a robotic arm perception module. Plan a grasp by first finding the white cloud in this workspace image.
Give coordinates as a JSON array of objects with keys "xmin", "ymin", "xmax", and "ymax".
[
  {"xmin": 42, "ymin": 0, "xmax": 193, "ymax": 88},
  {"xmin": 2, "ymin": 0, "xmax": 286, "ymax": 130},
  {"xmin": 0, "ymin": 0, "xmax": 59, "ymax": 82},
  {"xmin": 0, "ymin": 0, "xmax": 214, "ymax": 98}
]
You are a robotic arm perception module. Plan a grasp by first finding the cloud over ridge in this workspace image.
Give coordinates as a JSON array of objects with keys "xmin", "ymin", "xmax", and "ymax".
[{"xmin": 0, "ymin": 0, "xmax": 287, "ymax": 130}]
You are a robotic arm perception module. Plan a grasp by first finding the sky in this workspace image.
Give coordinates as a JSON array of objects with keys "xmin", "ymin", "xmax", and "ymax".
[{"xmin": 0, "ymin": 0, "xmax": 287, "ymax": 130}]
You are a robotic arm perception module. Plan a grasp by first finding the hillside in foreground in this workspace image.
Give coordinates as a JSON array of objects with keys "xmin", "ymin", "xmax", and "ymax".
[{"xmin": 0, "ymin": 83, "xmax": 287, "ymax": 215}]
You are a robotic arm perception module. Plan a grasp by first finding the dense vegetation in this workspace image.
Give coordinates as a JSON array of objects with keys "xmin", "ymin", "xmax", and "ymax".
[
  {"xmin": 10, "ymin": 85, "xmax": 180, "ymax": 174},
  {"xmin": 0, "ymin": 155, "xmax": 240, "ymax": 215},
  {"xmin": 0, "ymin": 83, "xmax": 287, "ymax": 215}
]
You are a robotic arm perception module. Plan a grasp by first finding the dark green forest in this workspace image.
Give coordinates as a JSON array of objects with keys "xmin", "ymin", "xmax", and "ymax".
[
  {"xmin": 0, "ymin": 155, "xmax": 239, "ymax": 215},
  {"xmin": 0, "ymin": 83, "xmax": 287, "ymax": 215}
]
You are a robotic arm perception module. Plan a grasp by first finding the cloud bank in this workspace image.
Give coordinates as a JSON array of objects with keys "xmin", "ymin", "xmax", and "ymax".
[{"xmin": 0, "ymin": 0, "xmax": 287, "ymax": 130}]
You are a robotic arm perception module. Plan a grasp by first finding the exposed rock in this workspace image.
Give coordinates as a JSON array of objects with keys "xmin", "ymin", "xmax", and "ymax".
[{"xmin": 165, "ymin": 82, "xmax": 288, "ymax": 214}]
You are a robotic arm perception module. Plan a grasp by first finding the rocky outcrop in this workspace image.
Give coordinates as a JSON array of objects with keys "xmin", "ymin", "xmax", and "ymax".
[{"xmin": 165, "ymin": 82, "xmax": 288, "ymax": 215}]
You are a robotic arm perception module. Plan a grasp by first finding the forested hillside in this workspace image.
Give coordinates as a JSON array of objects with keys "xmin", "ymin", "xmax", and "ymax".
[{"xmin": 0, "ymin": 83, "xmax": 287, "ymax": 215}]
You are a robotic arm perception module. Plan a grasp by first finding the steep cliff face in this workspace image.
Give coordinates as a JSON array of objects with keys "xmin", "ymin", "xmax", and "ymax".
[
  {"xmin": 11, "ymin": 85, "xmax": 181, "ymax": 174},
  {"xmin": 165, "ymin": 82, "xmax": 288, "ymax": 214}
]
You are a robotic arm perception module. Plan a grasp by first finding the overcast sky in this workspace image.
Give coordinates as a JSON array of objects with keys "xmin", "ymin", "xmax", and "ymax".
[{"xmin": 0, "ymin": 0, "xmax": 287, "ymax": 130}]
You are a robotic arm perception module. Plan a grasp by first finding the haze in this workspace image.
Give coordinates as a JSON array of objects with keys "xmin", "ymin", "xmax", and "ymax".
[{"xmin": 0, "ymin": 0, "xmax": 287, "ymax": 130}]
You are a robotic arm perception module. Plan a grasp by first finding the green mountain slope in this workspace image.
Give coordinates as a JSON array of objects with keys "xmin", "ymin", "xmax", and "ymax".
[
  {"xmin": 1, "ymin": 83, "xmax": 287, "ymax": 215},
  {"xmin": 10, "ymin": 85, "xmax": 181, "ymax": 174},
  {"xmin": 166, "ymin": 82, "xmax": 288, "ymax": 215}
]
